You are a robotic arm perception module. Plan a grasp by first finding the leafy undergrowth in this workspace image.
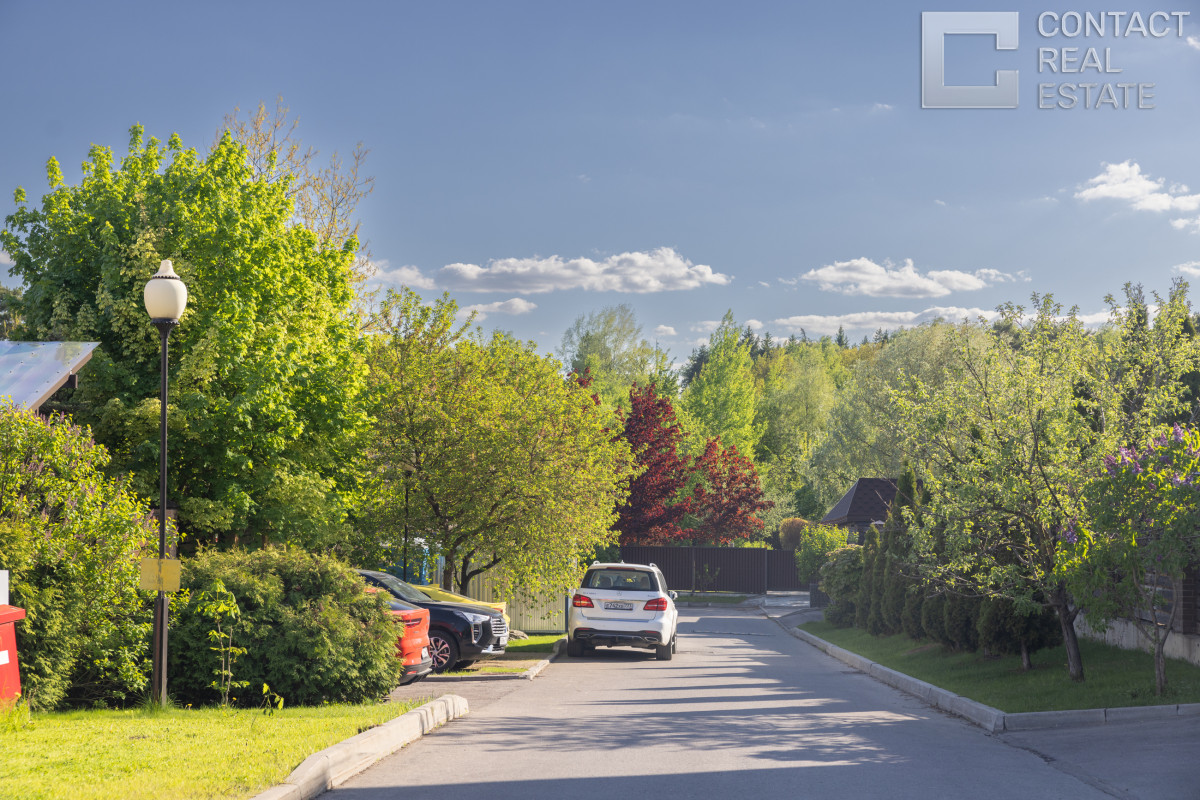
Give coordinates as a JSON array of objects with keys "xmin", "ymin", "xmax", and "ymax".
[
  {"xmin": 801, "ymin": 620, "xmax": 1200, "ymax": 713},
  {"xmin": 0, "ymin": 699, "xmax": 420, "ymax": 800}
]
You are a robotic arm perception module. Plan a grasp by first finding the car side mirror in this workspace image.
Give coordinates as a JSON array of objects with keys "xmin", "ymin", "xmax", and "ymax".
[{"xmin": 669, "ymin": 591, "xmax": 678, "ymax": 600}]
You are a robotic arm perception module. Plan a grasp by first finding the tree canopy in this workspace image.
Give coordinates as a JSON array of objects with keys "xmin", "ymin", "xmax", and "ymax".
[
  {"xmin": 361, "ymin": 288, "xmax": 637, "ymax": 595},
  {"xmin": 1, "ymin": 125, "xmax": 368, "ymax": 551}
]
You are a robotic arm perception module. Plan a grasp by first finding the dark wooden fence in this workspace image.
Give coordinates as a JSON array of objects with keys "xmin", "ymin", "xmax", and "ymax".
[{"xmin": 619, "ymin": 546, "xmax": 804, "ymax": 594}]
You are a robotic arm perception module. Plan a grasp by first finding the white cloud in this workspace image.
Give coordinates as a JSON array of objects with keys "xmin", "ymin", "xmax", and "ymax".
[
  {"xmin": 654, "ymin": 325, "xmax": 677, "ymax": 337},
  {"xmin": 1173, "ymin": 260, "xmax": 1200, "ymax": 277},
  {"xmin": 1076, "ymin": 161, "xmax": 1200, "ymax": 229},
  {"xmin": 0, "ymin": 250, "xmax": 13, "ymax": 267},
  {"xmin": 934, "ymin": 199, "xmax": 947, "ymax": 207},
  {"xmin": 772, "ymin": 306, "xmax": 996, "ymax": 336},
  {"xmin": 460, "ymin": 298, "xmax": 537, "ymax": 320},
  {"xmin": 870, "ymin": 102, "xmax": 894, "ymax": 113},
  {"xmin": 1187, "ymin": 35, "xmax": 1200, "ymax": 51},
  {"xmin": 799, "ymin": 257, "xmax": 1016, "ymax": 298},
  {"xmin": 690, "ymin": 320, "xmax": 721, "ymax": 334},
  {"xmin": 372, "ymin": 259, "xmax": 437, "ymax": 290},
  {"xmin": 440, "ymin": 247, "xmax": 730, "ymax": 294},
  {"xmin": 746, "ymin": 319, "xmax": 764, "ymax": 330}
]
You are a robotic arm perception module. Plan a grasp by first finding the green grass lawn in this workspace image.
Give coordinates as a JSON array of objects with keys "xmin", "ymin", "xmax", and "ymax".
[
  {"xmin": 504, "ymin": 633, "xmax": 564, "ymax": 653},
  {"xmin": 675, "ymin": 593, "xmax": 747, "ymax": 605},
  {"xmin": 0, "ymin": 699, "xmax": 420, "ymax": 800},
  {"xmin": 801, "ymin": 620, "xmax": 1200, "ymax": 713}
]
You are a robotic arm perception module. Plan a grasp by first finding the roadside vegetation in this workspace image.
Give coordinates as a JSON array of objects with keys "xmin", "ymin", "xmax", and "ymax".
[
  {"xmin": 801, "ymin": 621, "xmax": 1200, "ymax": 713},
  {"xmin": 0, "ymin": 699, "xmax": 419, "ymax": 800}
]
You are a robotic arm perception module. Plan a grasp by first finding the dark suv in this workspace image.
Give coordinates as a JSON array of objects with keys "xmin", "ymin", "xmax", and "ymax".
[{"xmin": 357, "ymin": 569, "xmax": 508, "ymax": 672}]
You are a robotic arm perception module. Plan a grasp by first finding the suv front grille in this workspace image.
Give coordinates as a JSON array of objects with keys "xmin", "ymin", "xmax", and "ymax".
[{"xmin": 491, "ymin": 614, "xmax": 508, "ymax": 640}]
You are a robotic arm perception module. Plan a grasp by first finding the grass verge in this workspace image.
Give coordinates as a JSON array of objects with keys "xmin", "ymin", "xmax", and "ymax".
[
  {"xmin": 801, "ymin": 620, "xmax": 1200, "ymax": 714},
  {"xmin": 0, "ymin": 699, "xmax": 420, "ymax": 800},
  {"xmin": 504, "ymin": 633, "xmax": 564, "ymax": 653},
  {"xmin": 676, "ymin": 593, "xmax": 747, "ymax": 605}
]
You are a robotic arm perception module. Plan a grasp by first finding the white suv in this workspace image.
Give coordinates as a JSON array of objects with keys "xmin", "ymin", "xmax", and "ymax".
[{"xmin": 567, "ymin": 562, "xmax": 678, "ymax": 660}]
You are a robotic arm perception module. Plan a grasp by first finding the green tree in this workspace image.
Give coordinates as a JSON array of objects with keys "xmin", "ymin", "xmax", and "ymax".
[
  {"xmin": 361, "ymin": 288, "xmax": 637, "ymax": 596},
  {"xmin": 2, "ymin": 126, "xmax": 367, "ymax": 550},
  {"xmin": 891, "ymin": 298, "xmax": 1096, "ymax": 681},
  {"xmin": 558, "ymin": 304, "xmax": 660, "ymax": 409},
  {"xmin": 1084, "ymin": 425, "xmax": 1200, "ymax": 695},
  {"xmin": 682, "ymin": 311, "xmax": 762, "ymax": 457}
]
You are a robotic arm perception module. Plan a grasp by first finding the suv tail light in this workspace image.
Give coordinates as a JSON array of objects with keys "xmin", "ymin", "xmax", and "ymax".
[
  {"xmin": 644, "ymin": 598, "xmax": 669, "ymax": 611},
  {"xmin": 572, "ymin": 594, "xmax": 594, "ymax": 608}
]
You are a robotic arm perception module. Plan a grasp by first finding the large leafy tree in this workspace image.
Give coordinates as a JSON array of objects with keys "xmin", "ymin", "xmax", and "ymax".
[
  {"xmin": 613, "ymin": 383, "xmax": 692, "ymax": 545},
  {"xmin": 2, "ymin": 126, "xmax": 367, "ymax": 550},
  {"xmin": 891, "ymin": 298, "xmax": 1098, "ymax": 681},
  {"xmin": 361, "ymin": 288, "xmax": 637, "ymax": 595},
  {"xmin": 558, "ymin": 304, "xmax": 673, "ymax": 408},
  {"xmin": 686, "ymin": 438, "xmax": 773, "ymax": 545},
  {"xmin": 682, "ymin": 311, "xmax": 762, "ymax": 457}
]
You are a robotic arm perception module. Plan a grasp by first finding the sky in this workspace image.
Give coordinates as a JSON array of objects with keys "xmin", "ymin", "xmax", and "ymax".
[{"xmin": 2, "ymin": 1, "xmax": 1199, "ymax": 360}]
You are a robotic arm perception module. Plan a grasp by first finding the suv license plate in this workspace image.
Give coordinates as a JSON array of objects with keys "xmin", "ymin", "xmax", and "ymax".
[{"xmin": 604, "ymin": 601, "xmax": 634, "ymax": 611}]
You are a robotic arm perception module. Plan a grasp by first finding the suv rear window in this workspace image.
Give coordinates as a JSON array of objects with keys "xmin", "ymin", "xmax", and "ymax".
[{"xmin": 583, "ymin": 568, "xmax": 658, "ymax": 592}]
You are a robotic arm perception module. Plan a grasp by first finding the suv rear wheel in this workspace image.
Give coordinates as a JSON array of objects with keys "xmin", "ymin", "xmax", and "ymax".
[{"xmin": 655, "ymin": 637, "xmax": 673, "ymax": 661}]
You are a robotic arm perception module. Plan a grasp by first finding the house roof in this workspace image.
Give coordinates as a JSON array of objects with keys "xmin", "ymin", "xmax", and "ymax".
[
  {"xmin": 821, "ymin": 478, "xmax": 899, "ymax": 527},
  {"xmin": 0, "ymin": 341, "xmax": 98, "ymax": 411}
]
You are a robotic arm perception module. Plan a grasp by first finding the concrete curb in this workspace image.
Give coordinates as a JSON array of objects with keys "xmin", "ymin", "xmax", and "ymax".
[
  {"xmin": 250, "ymin": 694, "xmax": 469, "ymax": 800},
  {"xmin": 776, "ymin": 618, "xmax": 1193, "ymax": 732},
  {"xmin": 423, "ymin": 637, "xmax": 564, "ymax": 682}
]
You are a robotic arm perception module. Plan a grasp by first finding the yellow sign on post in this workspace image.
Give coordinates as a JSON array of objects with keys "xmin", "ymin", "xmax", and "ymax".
[{"xmin": 139, "ymin": 558, "xmax": 181, "ymax": 592}]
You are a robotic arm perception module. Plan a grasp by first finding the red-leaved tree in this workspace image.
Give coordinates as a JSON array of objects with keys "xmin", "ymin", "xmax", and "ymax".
[
  {"xmin": 687, "ymin": 438, "xmax": 773, "ymax": 545},
  {"xmin": 614, "ymin": 383, "xmax": 771, "ymax": 546},
  {"xmin": 614, "ymin": 383, "xmax": 692, "ymax": 544}
]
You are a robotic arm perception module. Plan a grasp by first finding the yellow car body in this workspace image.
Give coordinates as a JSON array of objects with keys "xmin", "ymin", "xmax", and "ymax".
[{"xmin": 417, "ymin": 585, "xmax": 511, "ymax": 628}]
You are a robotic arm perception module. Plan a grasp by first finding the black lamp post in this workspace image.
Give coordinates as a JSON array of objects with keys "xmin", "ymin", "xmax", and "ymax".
[{"xmin": 144, "ymin": 259, "xmax": 187, "ymax": 706}]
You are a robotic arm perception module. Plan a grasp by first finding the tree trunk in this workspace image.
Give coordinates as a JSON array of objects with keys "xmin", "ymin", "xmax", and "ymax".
[
  {"xmin": 1051, "ymin": 584, "xmax": 1085, "ymax": 682},
  {"xmin": 1020, "ymin": 640, "xmax": 1032, "ymax": 671},
  {"xmin": 442, "ymin": 562, "xmax": 455, "ymax": 591},
  {"xmin": 1155, "ymin": 636, "xmax": 1168, "ymax": 696}
]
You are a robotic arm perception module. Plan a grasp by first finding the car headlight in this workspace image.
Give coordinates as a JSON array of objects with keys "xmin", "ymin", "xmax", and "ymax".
[{"xmin": 457, "ymin": 611, "xmax": 491, "ymax": 643}]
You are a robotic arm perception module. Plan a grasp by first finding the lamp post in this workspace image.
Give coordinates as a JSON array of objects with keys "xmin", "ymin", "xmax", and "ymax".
[{"xmin": 144, "ymin": 259, "xmax": 187, "ymax": 706}]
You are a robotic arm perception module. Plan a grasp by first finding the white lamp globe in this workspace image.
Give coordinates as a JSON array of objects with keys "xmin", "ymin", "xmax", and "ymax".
[{"xmin": 144, "ymin": 260, "xmax": 188, "ymax": 321}]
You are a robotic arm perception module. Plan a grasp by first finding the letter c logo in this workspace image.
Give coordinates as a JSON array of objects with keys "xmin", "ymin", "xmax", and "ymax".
[{"xmin": 922, "ymin": 12, "xmax": 1020, "ymax": 109}]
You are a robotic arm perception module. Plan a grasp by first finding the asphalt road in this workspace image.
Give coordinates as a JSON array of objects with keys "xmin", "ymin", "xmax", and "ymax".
[{"xmin": 333, "ymin": 607, "xmax": 1198, "ymax": 799}]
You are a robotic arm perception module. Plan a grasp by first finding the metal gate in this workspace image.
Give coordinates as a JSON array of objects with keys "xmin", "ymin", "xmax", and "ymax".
[{"xmin": 618, "ymin": 546, "xmax": 803, "ymax": 594}]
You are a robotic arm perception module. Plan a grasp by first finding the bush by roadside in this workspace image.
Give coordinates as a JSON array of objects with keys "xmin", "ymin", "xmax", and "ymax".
[{"xmin": 170, "ymin": 548, "xmax": 402, "ymax": 706}]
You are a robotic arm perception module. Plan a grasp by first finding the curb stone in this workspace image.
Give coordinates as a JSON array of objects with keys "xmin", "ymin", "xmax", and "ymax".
[
  {"xmin": 424, "ymin": 637, "xmax": 564, "ymax": 682},
  {"xmin": 773, "ymin": 616, "xmax": 1194, "ymax": 732},
  {"xmin": 250, "ymin": 694, "xmax": 469, "ymax": 800}
]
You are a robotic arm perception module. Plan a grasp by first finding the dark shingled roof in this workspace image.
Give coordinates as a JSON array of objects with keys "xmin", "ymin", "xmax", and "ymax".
[{"xmin": 821, "ymin": 478, "xmax": 899, "ymax": 529}]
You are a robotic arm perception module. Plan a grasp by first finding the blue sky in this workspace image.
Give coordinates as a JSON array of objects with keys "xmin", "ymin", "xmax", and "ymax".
[{"xmin": 2, "ymin": 1, "xmax": 1199, "ymax": 358}]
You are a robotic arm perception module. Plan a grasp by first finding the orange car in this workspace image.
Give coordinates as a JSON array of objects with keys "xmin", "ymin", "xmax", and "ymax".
[{"xmin": 368, "ymin": 587, "xmax": 433, "ymax": 684}]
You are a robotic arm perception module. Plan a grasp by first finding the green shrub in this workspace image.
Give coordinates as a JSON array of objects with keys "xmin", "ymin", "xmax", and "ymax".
[
  {"xmin": 943, "ymin": 595, "xmax": 981, "ymax": 652},
  {"xmin": 794, "ymin": 524, "xmax": 850, "ymax": 583},
  {"xmin": 0, "ymin": 406, "xmax": 153, "ymax": 710},
  {"xmin": 921, "ymin": 593, "xmax": 949, "ymax": 645},
  {"xmin": 901, "ymin": 588, "xmax": 925, "ymax": 640},
  {"xmin": 170, "ymin": 548, "xmax": 401, "ymax": 706},
  {"xmin": 976, "ymin": 597, "xmax": 1062, "ymax": 668},
  {"xmin": 818, "ymin": 545, "xmax": 863, "ymax": 628}
]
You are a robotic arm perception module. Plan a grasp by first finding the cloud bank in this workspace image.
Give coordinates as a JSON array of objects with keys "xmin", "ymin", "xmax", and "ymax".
[
  {"xmin": 440, "ymin": 247, "xmax": 730, "ymax": 294},
  {"xmin": 1076, "ymin": 161, "xmax": 1200, "ymax": 231},
  {"xmin": 459, "ymin": 298, "xmax": 538, "ymax": 321},
  {"xmin": 799, "ymin": 258, "xmax": 1019, "ymax": 298},
  {"xmin": 771, "ymin": 306, "xmax": 996, "ymax": 336}
]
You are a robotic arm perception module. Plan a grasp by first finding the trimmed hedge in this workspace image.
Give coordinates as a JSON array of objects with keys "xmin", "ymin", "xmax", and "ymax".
[{"xmin": 169, "ymin": 548, "xmax": 402, "ymax": 706}]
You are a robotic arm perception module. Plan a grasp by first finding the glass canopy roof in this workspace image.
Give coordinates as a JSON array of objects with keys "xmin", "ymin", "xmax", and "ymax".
[{"xmin": 0, "ymin": 341, "xmax": 98, "ymax": 411}]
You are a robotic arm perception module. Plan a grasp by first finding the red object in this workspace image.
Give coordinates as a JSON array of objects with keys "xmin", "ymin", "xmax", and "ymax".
[
  {"xmin": 643, "ymin": 598, "xmax": 669, "ymax": 611},
  {"xmin": 572, "ymin": 594, "xmax": 594, "ymax": 608},
  {"xmin": 0, "ymin": 605, "xmax": 26, "ymax": 702},
  {"xmin": 390, "ymin": 605, "xmax": 432, "ymax": 684}
]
